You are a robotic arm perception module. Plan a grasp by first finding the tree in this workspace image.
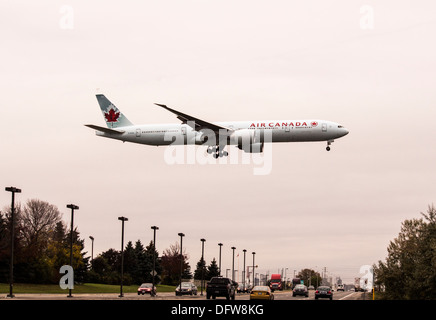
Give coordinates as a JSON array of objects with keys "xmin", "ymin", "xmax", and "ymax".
[
  {"xmin": 206, "ymin": 258, "xmax": 220, "ymax": 280},
  {"xmin": 0, "ymin": 204, "xmax": 25, "ymax": 283},
  {"xmin": 0, "ymin": 199, "xmax": 88, "ymax": 284},
  {"xmin": 375, "ymin": 205, "xmax": 436, "ymax": 299},
  {"xmin": 297, "ymin": 268, "xmax": 321, "ymax": 288},
  {"xmin": 99, "ymin": 248, "xmax": 121, "ymax": 284},
  {"xmin": 193, "ymin": 257, "xmax": 206, "ymax": 280},
  {"xmin": 21, "ymin": 199, "xmax": 62, "ymax": 256},
  {"xmin": 0, "ymin": 210, "xmax": 9, "ymax": 282},
  {"xmin": 144, "ymin": 240, "xmax": 162, "ymax": 284},
  {"xmin": 161, "ymin": 242, "xmax": 190, "ymax": 285}
]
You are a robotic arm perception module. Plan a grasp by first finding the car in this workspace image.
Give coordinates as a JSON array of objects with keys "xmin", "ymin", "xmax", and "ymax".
[
  {"xmin": 137, "ymin": 283, "xmax": 156, "ymax": 296},
  {"xmin": 175, "ymin": 282, "xmax": 198, "ymax": 296},
  {"xmin": 293, "ymin": 284, "xmax": 309, "ymax": 297},
  {"xmin": 308, "ymin": 285, "xmax": 315, "ymax": 290},
  {"xmin": 337, "ymin": 284, "xmax": 345, "ymax": 291},
  {"xmin": 315, "ymin": 286, "xmax": 333, "ymax": 300},
  {"xmin": 250, "ymin": 286, "xmax": 274, "ymax": 300},
  {"xmin": 206, "ymin": 277, "xmax": 237, "ymax": 300},
  {"xmin": 237, "ymin": 283, "xmax": 251, "ymax": 293}
]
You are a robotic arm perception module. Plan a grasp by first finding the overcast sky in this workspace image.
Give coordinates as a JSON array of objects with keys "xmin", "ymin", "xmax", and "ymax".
[{"xmin": 1, "ymin": 0, "xmax": 436, "ymax": 284}]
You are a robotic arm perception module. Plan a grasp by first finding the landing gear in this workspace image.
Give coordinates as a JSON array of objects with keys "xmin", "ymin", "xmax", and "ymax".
[
  {"xmin": 212, "ymin": 150, "xmax": 229, "ymax": 158},
  {"xmin": 208, "ymin": 146, "xmax": 228, "ymax": 158},
  {"xmin": 326, "ymin": 140, "xmax": 334, "ymax": 151}
]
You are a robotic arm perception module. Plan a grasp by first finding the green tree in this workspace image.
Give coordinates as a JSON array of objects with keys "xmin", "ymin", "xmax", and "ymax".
[
  {"xmin": 206, "ymin": 258, "xmax": 220, "ymax": 280},
  {"xmin": 297, "ymin": 268, "xmax": 321, "ymax": 288},
  {"xmin": 0, "ymin": 204, "xmax": 25, "ymax": 283},
  {"xmin": 100, "ymin": 248, "xmax": 121, "ymax": 284},
  {"xmin": 144, "ymin": 240, "xmax": 162, "ymax": 284},
  {"xmin": 194, "ymin": 257, "xmax": 206, "ymax": 280},
  {"xmin": 1, "ymin": 199, "xmax": 88, "ymax": 284},
  {"xmin": 375, "ymin": 205, "xmax": 436, "ymax": 299}
]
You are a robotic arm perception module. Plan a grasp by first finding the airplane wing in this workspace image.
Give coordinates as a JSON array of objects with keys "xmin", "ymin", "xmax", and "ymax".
[
  {"xmin": 155, "ymin": 103, "xmax": 233, "ymax": 134},
  {"xmin": 84, "ymin": 124, "xmax": 125, "ymax": 135}
]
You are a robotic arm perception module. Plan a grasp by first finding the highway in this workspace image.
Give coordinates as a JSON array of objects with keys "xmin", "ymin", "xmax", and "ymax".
[
  {"xmin": 2, "ymin": 289, "xmax": 368, "ymax": 300},
  {"xmin": 172, "ymin": 289, "xmax": 368, "ymax": 301}
]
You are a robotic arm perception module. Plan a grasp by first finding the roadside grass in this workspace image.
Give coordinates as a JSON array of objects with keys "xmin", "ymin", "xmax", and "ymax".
[{"xmin": 0, "ymin": 283, "xmax": 176, "ymax": 294}]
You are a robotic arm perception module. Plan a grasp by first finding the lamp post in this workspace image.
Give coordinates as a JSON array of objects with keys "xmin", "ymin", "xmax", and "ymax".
[
  {"xmin": 5, "ymin": 186, "xmax": 21, "ymax": 298},
  {"xmin": 89, "ymin": 236, "xmax": 94, "ymax": 269},
  {"xmin": 252, "ymin": 252, "xmax": 256, "ymax": 286},
  {"xmin": 243, "ymin": 249, "xmax": 247, "ymax": 292},
  {"xmin": 200, "ymin": 238, "xmax": 206, "ymax": 295},
  {"xmin": 66, "ymin": 204, "xmax": 79, "ymax": 298},
  {"xmin": 218, "ymin": 243, "xmax": 223, "ymax": 276},
  {"xmin": 284, "ymin": 268, "xmax": 288, "ymax": 290},
  {"xmin": 231, "ymin": 247, "xmax": 236, "ymax": 282},
  {"xmin": 151, "ymin": 226, "xmax": 159, "ymax": 294},
  {"xmin": 178, "ymin": 233, "xmax": 185, "ymax": 293},
  {"xmin": 118, "ymin": 216, "xmax": 128, "ymax": 297}
]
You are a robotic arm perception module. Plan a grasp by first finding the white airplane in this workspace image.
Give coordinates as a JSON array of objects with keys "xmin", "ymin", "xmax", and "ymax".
[{"xmin": 85, "ymin": 94, "xmax": 349, "ymax": 158}]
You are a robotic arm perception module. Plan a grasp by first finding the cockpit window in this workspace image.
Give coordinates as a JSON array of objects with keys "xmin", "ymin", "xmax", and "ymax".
[{"xmin": 338, "ymin": 125, "xmax": 344, "ymax": 128}]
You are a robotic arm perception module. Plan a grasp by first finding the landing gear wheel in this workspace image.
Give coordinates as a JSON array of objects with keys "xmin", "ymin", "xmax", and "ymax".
[
  {"xmin": 210, "ymin": 145, "xmax": 229, "ymax": 158},
  {"xmin": 326, "ymin": 140, "xmax": 334, "ymax": 151}
]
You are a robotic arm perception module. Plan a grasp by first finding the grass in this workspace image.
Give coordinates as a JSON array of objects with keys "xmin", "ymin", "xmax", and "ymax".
[{"xmin": 0, "ymin": 283, "xmax": 176, "ymax": 294}]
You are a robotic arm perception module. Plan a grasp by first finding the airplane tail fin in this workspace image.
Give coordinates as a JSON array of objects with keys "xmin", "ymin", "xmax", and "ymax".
[{"xmin": 96, "ymin": 94, "xmax": 133, "ymax": 128}]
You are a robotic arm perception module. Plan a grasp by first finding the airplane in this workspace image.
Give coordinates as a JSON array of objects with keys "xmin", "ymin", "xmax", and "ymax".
[{"xmin": 85, "ymin": 94, "xmax": 349, "ymax": 158}]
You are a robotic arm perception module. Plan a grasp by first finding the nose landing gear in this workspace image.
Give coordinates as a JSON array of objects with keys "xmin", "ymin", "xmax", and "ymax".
[{"xmin": 326, "ymin": 140, "xmax": 334, "ymax": 151}]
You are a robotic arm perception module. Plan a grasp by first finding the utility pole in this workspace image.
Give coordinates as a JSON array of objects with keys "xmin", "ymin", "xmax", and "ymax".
[
  {"xmin": 67, "ymin": 204, "xmax": 79, "ymax": 298},
  {"xmin": 151, "ymin": 226, "xmax": 159, "ymax": 296},
  {"xmin": 200, "ymin": 238, "xmax": 206, "ymax": 296},
  {"xmin": 118, "ymin": 216, "xmax": 128, "ymax": 297},
  {"xmin": 178, "ymin": 233, "xmax": 185, "ymax": 293},
  {"xmin": 5, "ymin": 186, "xmax": 21, "ymax": 298}
]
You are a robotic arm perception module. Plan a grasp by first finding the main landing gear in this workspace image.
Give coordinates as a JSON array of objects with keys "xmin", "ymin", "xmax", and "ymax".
[
  {"xmin": 326, "ymin": 140, "xmax": 334, "ymax": 151},
  {"xmin": 207, "ymin": 146, "xmax": 229, "ymax": 158}
]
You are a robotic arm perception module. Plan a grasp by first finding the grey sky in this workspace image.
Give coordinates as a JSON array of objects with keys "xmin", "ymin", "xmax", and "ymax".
[{"xmin": 1, "ymin": 0, "xmax": 436, "ymax": 283}]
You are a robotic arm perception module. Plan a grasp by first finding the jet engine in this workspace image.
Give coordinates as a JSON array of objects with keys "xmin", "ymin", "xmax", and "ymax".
[
  {"xmin": 232, "ymin": 129, "xmax": 264, "ymax": 153},
  {"xmin": 195, "ymin": 131, "xmax": 215, "ymax": 145}
]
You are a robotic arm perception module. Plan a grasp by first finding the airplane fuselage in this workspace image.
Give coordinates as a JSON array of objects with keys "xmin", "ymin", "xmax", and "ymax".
[{"xmin": 95, "ymin": 120, "xmax": 348, "ymax": 146}]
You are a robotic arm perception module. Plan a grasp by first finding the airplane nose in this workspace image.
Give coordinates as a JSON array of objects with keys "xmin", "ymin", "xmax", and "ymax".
[{"xmin": 343, "ymin": 128, "xmax": 349, "ymax": 136}]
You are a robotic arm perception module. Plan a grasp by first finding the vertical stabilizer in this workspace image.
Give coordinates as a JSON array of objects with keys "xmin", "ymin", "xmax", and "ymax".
[{"xmin": 96, "ymin": 94, "xmax": 133, "ymax": 128}]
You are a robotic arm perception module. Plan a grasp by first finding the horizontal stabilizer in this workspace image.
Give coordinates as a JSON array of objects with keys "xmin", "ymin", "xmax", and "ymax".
[{"xmin": 84, "ymin": 124, "xmax": 125, "ymax": 134}]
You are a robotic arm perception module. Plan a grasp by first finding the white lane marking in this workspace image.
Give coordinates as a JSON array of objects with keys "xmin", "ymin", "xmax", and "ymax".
[{"xmin": 339, "ymin": 292, "xmax": 358, "ymax": 300}]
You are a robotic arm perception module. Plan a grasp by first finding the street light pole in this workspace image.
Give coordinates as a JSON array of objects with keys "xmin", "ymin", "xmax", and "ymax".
[
  {"xmin": 151, "ymin": 226, "xmax": 159, "ymax": 295},
  {"xmin": 200, "ymin": 238, "xmax": 206, "ymax": 295},
  {"xmin": 243, "ymin": 249, "xmax": 247, "ymax": 292},
  {"xmin": 178, "ymin": 233, "xmax": 185, "ymax": 293},
  {"xmin": 118, "ymin": 216, "xmax": 128, "ymax": 297},
  {"xmin": 5, "ymin": 186, "xmax": 21, "ymax": 298},
  {"xmin": 252, "ymin": 252, "xmax": 256, "ymax": 286},
  {"xmin": 285, "ymin": 268, "xmax": 288, "ymax": 290},
  {"xmin": 89, "ymin": 236, "xmax": 94, "ymax": 269},
  {"xmin": 218, "ymin": 243, "xmax": 223, "ymax": 276},
  {"xmin": 231, "ymin": 247, "xmax": 236, "ymax": 282},
  {"xmin": 66, "ymin": 204, "xmax": 79, "ymax": 298}
]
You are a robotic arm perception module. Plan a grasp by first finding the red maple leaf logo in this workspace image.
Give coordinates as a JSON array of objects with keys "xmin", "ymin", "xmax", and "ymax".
[
  {"xmin": 311, "ymin": 121, "xmax": 318, "ymax": 127},
  {"xmin": 104, "ymin": 108, "xmax": 120, "ymax": 123}
]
